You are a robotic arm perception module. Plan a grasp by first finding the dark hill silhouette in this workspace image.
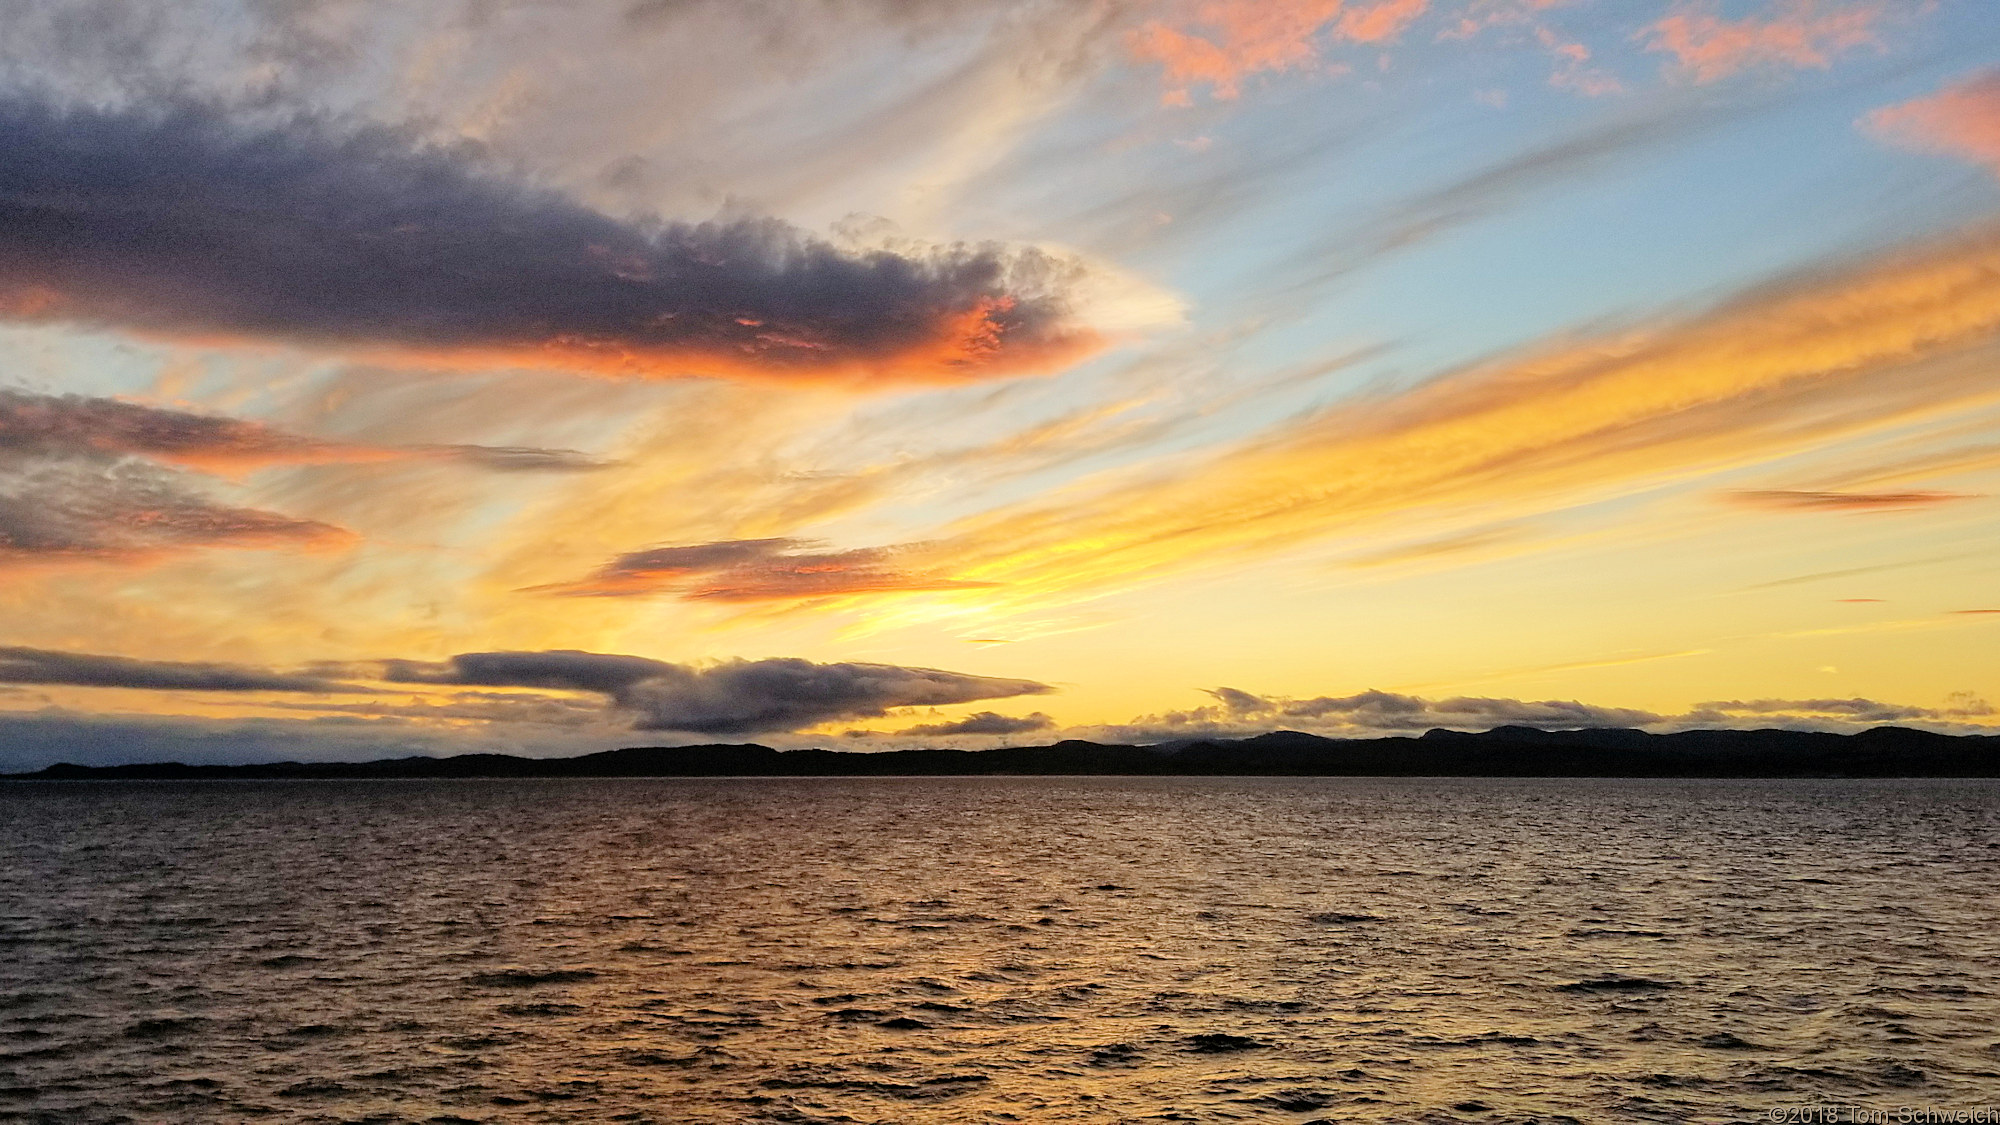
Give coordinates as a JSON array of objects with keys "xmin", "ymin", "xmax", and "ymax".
[{"xmin": 7, "ymin": 725, "xmax": 2000, "ymax": 779}]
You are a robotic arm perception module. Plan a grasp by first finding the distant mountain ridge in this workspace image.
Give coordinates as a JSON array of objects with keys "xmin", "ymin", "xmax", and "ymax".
[{"xmin": 8, "ymin": 725, "xmax": 2000, "ymax": 779}]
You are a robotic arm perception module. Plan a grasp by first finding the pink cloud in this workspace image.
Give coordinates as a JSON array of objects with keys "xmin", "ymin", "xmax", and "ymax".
[
  {"xmin": 1863, "ymin": 70, "xmax": 2000, "ymax": 177},
  {"xmin": 1340, "ymin": 0, "xmax": 1431, "ymax": 43},
  {"xmin": 1640, "ymin": 0, "xmax": 1886, "ymax": 83},
  {"xmin": 1130, "ymin": 0, "xmax": 1429, "ymax": 103}
]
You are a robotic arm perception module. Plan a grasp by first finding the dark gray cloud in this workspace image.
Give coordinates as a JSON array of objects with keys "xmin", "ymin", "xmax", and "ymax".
[
  {"xmin": 0, "ymin": 457, "xmax": 349, "ymax": 565},
  {"xmin": 0, "ymin": 96, "xmax": 1091, "ymax": 380},
  {"xmin": 382, "ymin": 650, "xmax": 676, "ymax": 696},
  {"xmin": 897, "ymin": 710, "xmax": 1053, "ymax": 736},
  {"xmin": 533, "ymin": 536, "xmax": 989, "ymax": 600},
  {"xmin": 384, "ymin": 649, "xmax": 1052, "ymax": 734},
  {"xmin": 620, "ymin": 659, "xmax": 1052, "ymax": 734},
  {"xmin": 0, "ymin": 389, "xmax": 612, "ymax": 472},
  {"xmin": 0, "ymin": 646, "xmax": 363, "ymax": 693}
]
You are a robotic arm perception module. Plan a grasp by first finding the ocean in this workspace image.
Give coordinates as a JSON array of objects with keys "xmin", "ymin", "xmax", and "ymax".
[{"xmin": 2, "ymin": 776, "xmax": 1996, "ymax": 1123}]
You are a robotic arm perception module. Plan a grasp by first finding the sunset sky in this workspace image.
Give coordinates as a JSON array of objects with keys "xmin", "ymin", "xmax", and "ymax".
[{"xmin": 3, "ymin": 0, "xmax": 2000, "ymax": 766}]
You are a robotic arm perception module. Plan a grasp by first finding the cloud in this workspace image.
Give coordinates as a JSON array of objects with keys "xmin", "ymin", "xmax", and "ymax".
[
  {"xmin": 1339, "ymin": 0, "xmax": 1429, "ymax": 43},
  {"xmin": 1129, "ymin": 0, "xmax": 1431, "ymax": 104},
  {"xmin": 381, "ymin": 649, "xmax": 1053, "ymax": 734},
  {"xmin": 1640, "ymin": 0, "xmax": 1885, "ymax": 84},
  {"xmin": 0, "ymin": 95, "xmax": 1100, "ymax": 384},
  {"xmin": 0, "ymin": 387, "xmax": 617, "ymax": 569},
  {"xmin": 0, "ymin": 389, "xmax": 613, "ymax": 474},
  {"xmin": 1690, "ymin": 695, "xmax": 1995, "ymax": 723},
  {"xmin": 1863, "ymin": 69, "xmax": 2000, "ymax": 178},
  {"xmin": 0, "ymin": 388, "xmax": 366, "ymax": 470},
  {"xmin": 0, "ymin": 645, "xmax": 362, "ymax": 693},
  {"xmin": 262, "ymin": 689, "xmax": 613, "ymax": 728},
  {"xmin": 1279, "ymin": 108, "xmax": 1711, "ymax": 286},
  {"xmin": 3, "ymin": 644, "xmax": 1053, "ymax": 736},
  {"xmin": 1089, "ymin": 685, "xmax": 1998, "ymax": 742},
  {"xmin": 0, "ymin": 456, "xmax": 351, "ymax": 567},
  {"xmin": 896, "ymin": 710, "xmax": 1054, "ymax": 736},
  {"xmin": 1281, "ymin": 688, "xmax": 1663, "ymax": 730},
  {"xmin": 905, "ymin": 222, "xmax": 2000, "ymax": 609},
  {"xmin": 428, "ymin": 445, "xmax": 611, "ymax": 473},
  {"xmin": 1540, "ymin": 27, "xmax": 1624, "ymax": 98},
  {"xmin": 1094, "ymin": 686, "xmax": 1666, "ymax": 741},
  {"xmin": 1725, "ymin": 488, "xmax": 1978, "ymax": 510},
  {"xmin": 379, "ymin": 649, "xmax": 665, "ymax": 695},
  {"xmin": 531, "ymin": 537, "xmax": 994, "ymax": 601}
]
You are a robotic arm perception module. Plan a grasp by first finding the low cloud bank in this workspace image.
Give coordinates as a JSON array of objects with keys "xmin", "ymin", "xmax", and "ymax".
[
  {"xmin": 896, "ymin": 710, "xmax": 1054, "ymax": 736},
  {"xmin": 5, "ymin": 642, "xmax": 1992, "ymax": 770},
  {"xmin": 1082, "ymin": 686, "xmax": 1998, "ymax": 743},
  {"xmin": 381, "ymin": 650, "xmax": 1053, "ymax": 735}
]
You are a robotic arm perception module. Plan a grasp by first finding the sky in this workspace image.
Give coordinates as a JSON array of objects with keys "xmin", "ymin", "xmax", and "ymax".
[{"xmin": 3, "ymin": 0, "xmax": 2000, "ymax": 767}]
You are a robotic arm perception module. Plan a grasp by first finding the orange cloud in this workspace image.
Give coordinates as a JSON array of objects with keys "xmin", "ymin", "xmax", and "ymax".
[
  {"xmin": 1863, "ymin": 69, "xmax": 2000, "ymax": 177},
  {"xmin": 1640, "ymin": 0, "xmax": 1885, "ymax": 83},
  {"xmin": 893, "ymin": 224, "xmax": 2000, "ymax": 610},
  {"xmin": 1129, "ymin": 0, "xmax": 1426, "ymax": 103}
]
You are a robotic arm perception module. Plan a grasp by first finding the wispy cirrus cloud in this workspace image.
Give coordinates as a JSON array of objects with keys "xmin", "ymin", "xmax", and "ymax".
[
  {"xmin": 0, "ymin": 458, "xmax": 351, "ymax": 568},
  {"xmin": 0, "ymin": 96, "xmax": 1106, "ymax": 384},
  {"xmin": 896, "ymin": 223, "xmax": 2000, "ymax": 609},
  {"xmin": 1724, "ymin": 488, "xmax": 1978, "ymax": 511},
  {"xmin": 0, "ymin": 388, "xmax": 611, "ymax": 571},
  {"xmin": 0, "ymin": 389, "xmax": 611, "ymax": 473}
]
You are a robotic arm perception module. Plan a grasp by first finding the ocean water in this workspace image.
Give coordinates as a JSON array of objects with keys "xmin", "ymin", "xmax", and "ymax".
[{"xmin": 1, "ymin": 777, "xmax": 1996, "ymax": 1124}]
